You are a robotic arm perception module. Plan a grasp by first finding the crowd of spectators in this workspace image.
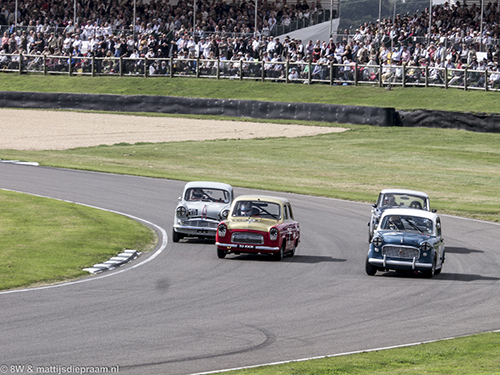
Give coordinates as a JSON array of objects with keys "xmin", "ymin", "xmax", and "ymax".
[
  {"xmin": 0, "ymin": 0, "xmax": 324, "ymax": 41},
  {"xmin": 1, "ymin": 0, "xmax": 500, "ymax": 86}
]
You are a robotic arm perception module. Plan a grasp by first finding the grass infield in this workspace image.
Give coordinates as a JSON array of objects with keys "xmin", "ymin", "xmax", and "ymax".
[{"xmin": 0, "ymin": 189, "xmax": 157, "ymax": 291}]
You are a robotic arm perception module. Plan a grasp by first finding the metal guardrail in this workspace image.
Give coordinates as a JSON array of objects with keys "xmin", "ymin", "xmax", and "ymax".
[{"xmin": 1, "ymin": 52, "xmax": 498, "ymax": 92}]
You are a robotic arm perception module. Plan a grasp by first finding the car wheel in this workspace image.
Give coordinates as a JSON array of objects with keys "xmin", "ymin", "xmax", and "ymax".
[
  {"xmin": 365, "ymin": 256, "xmax": 377, "ymax": 276},
  {"xmin": 368, "ymin": 220, "xmax": 374, "ymax": 243},
  {"xmin": 172, "ymin": 228, "xmax": 181, "ymax": 243},
  {"xmin": 217, "ymin": 247, "xmax": 227, "ymax": 259},
  {"xmin": 423, "ymin": 257, "xmax": 436, "ymax": 278},
  {"xmin": 435, "ymin": 251, "xmax": 444, "ymax": 275},
  {"xmin": 288, "ymin": 241, "xmax": 297, "ymax": 257},
  {"xmin": 273, "ymin": 243, "xmax": 285, "ymax": 261}
]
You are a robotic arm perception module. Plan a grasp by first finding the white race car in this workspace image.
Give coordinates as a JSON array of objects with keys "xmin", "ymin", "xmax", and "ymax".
[
  {"xmin": 368, "ymin": 189, "xmax": 434, "ymax": 242},
  {"xmin": 172, "ymin": 181, "xmax": 233, "ymax": 242}
]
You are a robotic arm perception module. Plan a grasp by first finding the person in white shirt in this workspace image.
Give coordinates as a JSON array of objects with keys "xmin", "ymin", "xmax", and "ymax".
[
  {"xmin": 266, "ymin": 37, "xmax": 276, "ymax": 55},
  {"xmin": 186, "ymin": 36, "xmax": 196, "ymax": 56},
  {"xmin": 268, "ymin": 12, "xmax": 277, "ymax": 30},
  {"xmin": 62, "ymin": 34, "xmax": 73, "ymax": 54},
  {"xmin": 289, "ymin": 67, "xmax": 299, "ymax": 81},
  {"xmin": 488, "ymin": 65, "xmax": 500, "ymax": 88},
  {"xmin": 72, "ymin": 34, "xmax": 82, "ymax": 54}
]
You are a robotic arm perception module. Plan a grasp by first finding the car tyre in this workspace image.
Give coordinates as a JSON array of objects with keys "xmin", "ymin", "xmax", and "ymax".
[
  {"xmin": 273, "ymin": 243, "xmax": 285, "ymax": 261},
  {"xmin": 288, "ymin": 241, "xmax": 297, "ymax": 257},
  {"xmin": 368, "ymin": 220, "xmax": 373, "ymax": 243},
  {"xmin": 172, "ymin": 228, "xmax": 181, "ymax": 243},
  {"xmin": 423, "ymin": 256, "xmax": 436, "ymax": 278},
  {"xmin": 435, "ymin": 251, "xmax": 444, "ymax": 275},
  {"xmin": 365, "ymin": 256, "xmax": 377, "ymax": 276},
  {"xmin": 217, "ymin": 247, "xmax": 227, "ymax": 259}
]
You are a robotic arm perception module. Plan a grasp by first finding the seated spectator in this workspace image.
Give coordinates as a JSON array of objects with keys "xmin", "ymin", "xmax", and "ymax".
[
  {"xmin": 289, "ymin": 67, "xmax": 300, "ymax": 81},
  {"xmin": 488, "ymin": 65, "xmax": 500, "ymax": 88}
]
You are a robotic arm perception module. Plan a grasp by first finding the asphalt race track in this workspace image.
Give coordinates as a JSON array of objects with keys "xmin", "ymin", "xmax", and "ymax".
[{"xmin": 1, "ymin": 163, "xmax": 500, "ymax": 375}]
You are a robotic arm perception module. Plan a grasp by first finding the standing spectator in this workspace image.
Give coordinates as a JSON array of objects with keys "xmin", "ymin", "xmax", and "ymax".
[
  {"xmin": 391, "ymin": 46, "xmax": 402, "ymax": 65},
  {"xmin": 268, "ymin": 12, "xmax": 277, "ymax": 31},
  {"xmin": 64, "ymin": 21, "xmax": 75, "ymax": 36},
  {"xmin": 312, "ymin": 41, "xmax": 321, "ymax": 62},
  {"xmin": 47, "ymin": 32, "xmax": 58, "ymax": 53},
  {"xmin": 8, "ymin": 33, "xmax": 16, "ymax": 53},
  {"xmin": 305, "ymin": 39, "xmax": 314, "ymax": 57},
  {"xmin": 63, "ymin": 33, "xmax": 73, "ymax": 54},
  {"xmin": 72, "ymin": 34, "xmax": 82, "ymax": 54},
  {"xmin": 2, "ymin": 32, "xmax": 9, "ymax": 51},
  {"xmin": 356, "ymin": 42, "xmax": 369, "ymax": 64},
  {"xmin": 326, "ymin": 38, "xmax": 336, "ymax": 56},
  {"xmin": 275, "ymin": 38, "xmax": 283, "ymax": 57},
  {"xmin": 401, "ymin": 45, "xmax": 411, "ymax": 64}
]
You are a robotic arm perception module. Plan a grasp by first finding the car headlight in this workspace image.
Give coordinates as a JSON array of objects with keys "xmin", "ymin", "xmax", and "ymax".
[
  {"xmin": 218, "ymin": 223, "xmax": 227, "ymax": 237},
  {"xmin": 421, "ymin": 241, "xmax": 432, "ymax": 252},
  {"xmin": 372, "ymin": 236, "xmax": 383, "ymax": 247},
  {"xmin": 176, "ymin": 206, "xmax": 187, "ymax": 217},
  {"xmin": 269, "ymin": 227, "xmax": 279, "ymax": 241},
  {"xmin": 220, "ymin": 209, "xmax": 229, "ymax": 220}
]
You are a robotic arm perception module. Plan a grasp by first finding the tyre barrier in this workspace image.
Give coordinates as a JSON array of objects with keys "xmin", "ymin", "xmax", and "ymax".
[
  {"xmin": 1, "ymin": 91, "xmax": 499, "ymax": 132},
  {"xmin": 398, "ymin": 110, "xmax": 500, "ymax": 133},
  {"xmin": 0, "ymin": 91, "xmax": 396, "ymax": 127}
]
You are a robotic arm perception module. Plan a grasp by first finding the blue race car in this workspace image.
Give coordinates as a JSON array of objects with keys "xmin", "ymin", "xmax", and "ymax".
[{"xmin": 366, "ymin": 208, "xmax": 445, "ymax": 278}]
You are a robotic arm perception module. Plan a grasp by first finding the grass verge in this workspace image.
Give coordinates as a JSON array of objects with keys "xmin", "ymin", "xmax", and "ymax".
[
  {"xmin": 0, "ymin": 189, "xmax": 157, "ymax": 291},
  {"xmin": 1, "ymin": 124, "xmax": 499, "ymax": 222},
  {"xmin": 222, "ymin": 332, "xmax": 500, "ymax": 375},
  {"xmin": 1, "ymin": 75, "xmax": 500, "ymax": 113}
]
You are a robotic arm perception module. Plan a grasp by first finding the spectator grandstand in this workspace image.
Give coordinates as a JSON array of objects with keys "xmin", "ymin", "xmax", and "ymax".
[{"xmin": 0, "ymin": 0, "xmax": 499, "ymax": 90}]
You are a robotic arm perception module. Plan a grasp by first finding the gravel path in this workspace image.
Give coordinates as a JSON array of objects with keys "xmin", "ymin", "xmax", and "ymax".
[{"xmin": 1, "ymin": 109, "xmax": 346, "ymax": 151}]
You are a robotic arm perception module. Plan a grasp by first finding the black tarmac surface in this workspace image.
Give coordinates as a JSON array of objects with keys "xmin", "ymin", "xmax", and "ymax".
[{"xmin": 1, "ymin": 163, "xmax": 499, "ymax": 375}]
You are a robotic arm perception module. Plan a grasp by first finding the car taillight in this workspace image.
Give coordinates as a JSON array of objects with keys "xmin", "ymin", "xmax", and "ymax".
[{"xmin": 218, "ymin": 223, "xmax": 227, "ymax": 237}]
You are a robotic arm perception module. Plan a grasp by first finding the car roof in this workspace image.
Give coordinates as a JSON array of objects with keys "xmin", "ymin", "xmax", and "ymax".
[
  {"xmin": 184, "ymin": 181, "xmax": 233, "ymax": 191},
  {"xmin": 380, "ymin": 189, "xmax": 429, "ymax": 198},
  {"xmin": 381, "ymin": 208, "xmax": 438, "ymax": 221},
  {"xmin": 233, "ymin": 195, "xmax": 289, "ymax": 205}
]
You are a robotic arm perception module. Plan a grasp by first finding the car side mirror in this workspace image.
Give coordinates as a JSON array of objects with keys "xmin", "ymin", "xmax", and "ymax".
[
  {"xmin": 372, "ymin": 204, "xmax": 377, "ymax": 208},
  {"xmin": 432, "ymin": 209, "xmax": 437, "ymax": 213}
]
